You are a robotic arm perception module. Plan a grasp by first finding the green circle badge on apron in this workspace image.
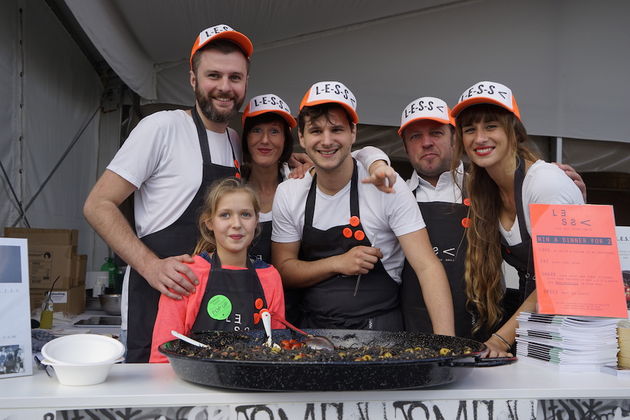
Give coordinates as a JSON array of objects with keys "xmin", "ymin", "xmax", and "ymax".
[{"xmin": 207, "ymin": 295, "xmax": 232, "ymax": 320}]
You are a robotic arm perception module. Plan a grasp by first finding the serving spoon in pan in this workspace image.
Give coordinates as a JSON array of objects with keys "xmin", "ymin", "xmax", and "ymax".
[
  {"xmin": 260, "ymin": 310, "xmax": 275, "ymax": 348},
  {"xmin": 274, "ymin": 317, "xmax": 335, "ymax": 351},
  {"xmin": 171, "ymin": 330, "xmax": 208, "ymax": 348}
]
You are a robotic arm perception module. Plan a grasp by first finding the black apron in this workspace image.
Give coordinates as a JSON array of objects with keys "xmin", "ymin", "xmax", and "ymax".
[
  {"xmin": 501, "ymin": 156, "xmax": 536, "ymax": 321},
  {"xmin": 400, "ymin": 180, "xmax": 473, "ymax": 338},
  {"xmin": 298, "ymin": 160, "xmax": 402, "ymax": 330},
  {"xmin": 126, "ymin": 106, "xmax": 240, "ymax": 363},
  {"xmin": 248, "ymin": 172, "xmax": 283, "ymax": 264},
  {"xmin": 190, "ymin": 252, "xmax": 267, "ymax": 332},
  {"xmin": 250, "ymin": 217, "xmax": 304, "ymax": 324},
  {"xmin": 250, "ymin": 220, "xmax": 272, "ymax": 263}
]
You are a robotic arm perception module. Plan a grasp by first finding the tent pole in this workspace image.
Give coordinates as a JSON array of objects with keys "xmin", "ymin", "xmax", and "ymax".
[
  {"xmin": 555, "ymin": 137, "xmax": 563, "ymax": 164},
  {"xmin": 0, "ymin": 160, "xmax": 30, "ymax": 227}
]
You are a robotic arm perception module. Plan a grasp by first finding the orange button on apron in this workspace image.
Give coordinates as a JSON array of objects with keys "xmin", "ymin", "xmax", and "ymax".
[
  {"xmin": 354, "ymin": 230, "xmax": 365, "ymax": 241},
  {"xmin": 461, "ymin": 217, "xmax": 471, "ymax": 228},
  {"xmin": 343, "ymin": 227, "xmax": 353, "ymax": 238},
  {"xmin": 349, "ymin": 216, "xmax": 360, "ymax": 227},
  {"xmin": 254, "ymin": 298, "xmax": 264, "ymax": 310},
  {"xmin": 253, "ymin": 312, "xmax": 261, "ymax": 324},
  {"xmin": 463, "ymin": 198, "xmax": 471, "ymax": 206}
]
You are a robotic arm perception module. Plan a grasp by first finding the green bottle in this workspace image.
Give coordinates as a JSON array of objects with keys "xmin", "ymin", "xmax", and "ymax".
[{"xmin": 100, "ymin": 257, "xmax": 119, "ymax": 290}]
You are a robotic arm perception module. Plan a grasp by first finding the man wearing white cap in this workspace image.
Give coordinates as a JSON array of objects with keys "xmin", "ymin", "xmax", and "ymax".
[
  {"xmin": 84, "ymin": 25, "xmax": 253, "ymax": 362},
  {"xmin": 272, "ymin": 81, "xmax": 455, "ymax": 334},
  {"xmin": 397, "ymin": 97, "xmax": 473, "ymax": 337}
]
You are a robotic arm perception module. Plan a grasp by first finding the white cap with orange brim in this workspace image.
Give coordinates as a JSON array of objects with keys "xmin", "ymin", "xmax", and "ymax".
[
  {"xmin": 451, "ymin": 81, "xmax": 521, "ymax": 120},
  {"xmin": 398, "ymin": 96, "xmax": 454, "ymax": 137},
  {"xmin": 190, "ymin": 24, "xmax": 253, "ymax": 68},
  {"xmin": 242, "ymin": 94, "xmax": 297, "ymax": 128},
  {"xmin": 299, "ymin": 81, "xmax": 358, "ymax": 124}
]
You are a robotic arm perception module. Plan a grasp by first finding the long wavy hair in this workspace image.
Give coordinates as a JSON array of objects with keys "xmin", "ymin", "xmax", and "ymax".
[
  {"xmin": 452, "ymin": 104, "xmax": 539, "ymax": 334},
  {"xmin": 193, "ymin": 177, "xmax": 261, "ymax": 255}
]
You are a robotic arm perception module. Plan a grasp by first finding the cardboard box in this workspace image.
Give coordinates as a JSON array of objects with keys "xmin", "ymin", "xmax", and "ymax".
[
  {"xmin": 4, "ymin": 227, "xmax": 78, "ymax": 247},
  {"xmin": 31, "ymin": 285, "xmax": 85, "ymax": 315},
  {"xmin": 4, "ymin": 227, "xmax": 85, "ymax": 290},
  {"xmin": 72, "ymin": 254, "xmax": 87, "ymax": 287},
  {"xmin": 28, "ymin": 245, "xmax": 74, "ymax": 289}
]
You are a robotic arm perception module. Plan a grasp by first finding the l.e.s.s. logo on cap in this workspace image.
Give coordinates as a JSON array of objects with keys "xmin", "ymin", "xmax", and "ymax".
[
  {"xmin": 199, "ymin": 25, "xmax": 232, "ymax": 44},
  {"xmin": 459, "ymin": 82, "xmax": 510, "ymax": 103},
  {"xmin": 252, "ymin": 95, "xmax": 290, "ymax": 113},
  {"xmin": 403, "ymin": 99, "xmax": 445, "ymax": 119},
  {"xmin": 313, "ymin": 82, "xmax": 356, "ymax": 108}
]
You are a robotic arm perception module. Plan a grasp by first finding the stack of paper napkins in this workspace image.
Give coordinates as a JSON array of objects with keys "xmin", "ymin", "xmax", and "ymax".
[{"xmin": 515, "ymin": 312, "xmax": 620, "ymax": 372}]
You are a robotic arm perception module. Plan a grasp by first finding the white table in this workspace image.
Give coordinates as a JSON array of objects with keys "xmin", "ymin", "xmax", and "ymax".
[{"xmin": 1, "ymin": 360, "xmax": 629, "ymax": 419}]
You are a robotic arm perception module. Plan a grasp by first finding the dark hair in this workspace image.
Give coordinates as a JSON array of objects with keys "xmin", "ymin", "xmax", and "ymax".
[
  {"xmin": 241, "ymin": 113, "xmax": 294, "ymax": 180},
  {"xmin": 298, "ymin": 103, "xmax": 354, "ymax": 134},
  {"xmin": 191, "ymin": 39, "xmax": 250, "ymax": 75}
]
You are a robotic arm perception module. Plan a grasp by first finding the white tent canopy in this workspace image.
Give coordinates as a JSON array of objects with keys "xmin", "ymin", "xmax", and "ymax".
[
  {"xmin": 66, "ymin": 0, "xmax": 630, "ymax": 143},
  {"xmin": 2, "ymin": 0, "xmax": 629, "ymax": 271}
]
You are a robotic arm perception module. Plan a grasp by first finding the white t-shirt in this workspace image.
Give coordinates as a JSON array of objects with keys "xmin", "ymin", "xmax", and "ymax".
[
  {"xmin": 107, "ymin": 109, "xmax": 241, "ymax": 238},
  {"xmin": 109, "ymin": 109, "xmax": 240, "ymax": 333},
  {"xmin": 272, "ymin": 162, "xmax": 425, "ymax": 283},
  {"xmin": 406, "ymin": 161, "xmax": 465, "ymax": 204},
  {"xmin": 500, "ymin": 160, "xmax": 584, "ymax": 246},
  {"xmin": 257, "ymin": 148, "xmax": 389, "ymax": 225}
]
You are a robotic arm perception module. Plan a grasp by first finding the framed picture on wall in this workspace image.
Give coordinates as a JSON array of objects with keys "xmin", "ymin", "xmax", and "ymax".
[{"xmin": 0, "ymin": 238, "xmax": 32, "ymax": 378}]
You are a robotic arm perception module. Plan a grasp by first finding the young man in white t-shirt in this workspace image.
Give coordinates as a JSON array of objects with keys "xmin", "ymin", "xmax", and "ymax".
[{"xmin": 272, "ymin": 81, "xmax": 455, "ymax": 334}]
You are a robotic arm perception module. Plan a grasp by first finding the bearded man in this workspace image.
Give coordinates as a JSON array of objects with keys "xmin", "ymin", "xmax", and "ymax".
[{"xmin": 83, "ymin": 25, "xmax": 252, "ymax": 362}]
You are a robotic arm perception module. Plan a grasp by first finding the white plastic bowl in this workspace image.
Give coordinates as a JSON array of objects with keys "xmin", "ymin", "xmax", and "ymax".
[{"xmin": 41, "ymin": 334, "xmax": 125, "ymax": 386}]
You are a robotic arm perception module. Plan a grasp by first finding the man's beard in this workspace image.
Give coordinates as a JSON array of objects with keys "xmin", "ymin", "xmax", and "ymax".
[{"xmin": 195, "ymin": 84, "xmax": 244, "ymax": 124}]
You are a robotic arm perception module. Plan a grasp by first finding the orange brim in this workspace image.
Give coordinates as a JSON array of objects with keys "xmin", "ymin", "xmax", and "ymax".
[
  {"xmin": 398, "ymin": 116, "xmax": 454, "ymax": 137},
  {"xmin": 299, "ymin": 98, "xmax": 359, "ymax": 125},
  {"xmin": 451, "ymin": 97, "xmax": 521, "ymax": 120},
  {"xmin": 190, "ymin": 31, "xmax": 254, "ymax": 68},
  {"xmin": 242, "ymin": 109, "xmax": 297, "ymax": 128}
]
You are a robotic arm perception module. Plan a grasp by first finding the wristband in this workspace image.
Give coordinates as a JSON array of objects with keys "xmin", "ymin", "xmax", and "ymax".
[{"xmin": 492, "ymin": 332, "xmax": 512, "ymax": 351}]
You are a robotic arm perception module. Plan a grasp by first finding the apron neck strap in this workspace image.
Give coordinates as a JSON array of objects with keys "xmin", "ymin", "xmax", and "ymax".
[
  {"xmin": 208, "ymin": 251, "xmax": 254, "ymax": 271},
  {"xmin": 512, "ymin": 156, "xmax": 531, "ymax": 242},
  {"xmin": 192, "ymin": 105, "xmax": 212, "ymax": 164},
  {"xmin": 304, "ymin": 159, "xmax": 359, "ymax": 226},
  {"xmin": 191, "ymin": 105, "xmax": 240, "ymax": 175}
]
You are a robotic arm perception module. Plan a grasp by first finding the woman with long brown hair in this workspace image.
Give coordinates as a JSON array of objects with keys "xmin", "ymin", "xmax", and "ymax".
[{"xmin": 450, "ymin": 81, "xmax": 584, "ymax": 357}]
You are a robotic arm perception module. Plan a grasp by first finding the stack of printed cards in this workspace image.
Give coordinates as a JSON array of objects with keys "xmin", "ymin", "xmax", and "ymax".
[
  {"xmin": 515, "ymin": 312, "xmax": 620, "ymax": 372},
  {"xmin": 616, "ymin": 320, "xmax": 630, "ymax": 368}
]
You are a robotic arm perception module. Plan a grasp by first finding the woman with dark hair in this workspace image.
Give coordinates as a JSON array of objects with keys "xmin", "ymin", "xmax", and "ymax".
[
  {"xmin": 240, "ymin": 94, "xmax": 296, "ymax": 263},
  {"xmin": 450, "ymin": 81, "xmax": 584, "ymax": 357}
]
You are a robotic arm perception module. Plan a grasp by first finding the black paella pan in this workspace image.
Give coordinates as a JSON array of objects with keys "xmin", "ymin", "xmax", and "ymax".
[{"xmin": 159, "ymin": 329, "xmax": 515, "ymax": 391}]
